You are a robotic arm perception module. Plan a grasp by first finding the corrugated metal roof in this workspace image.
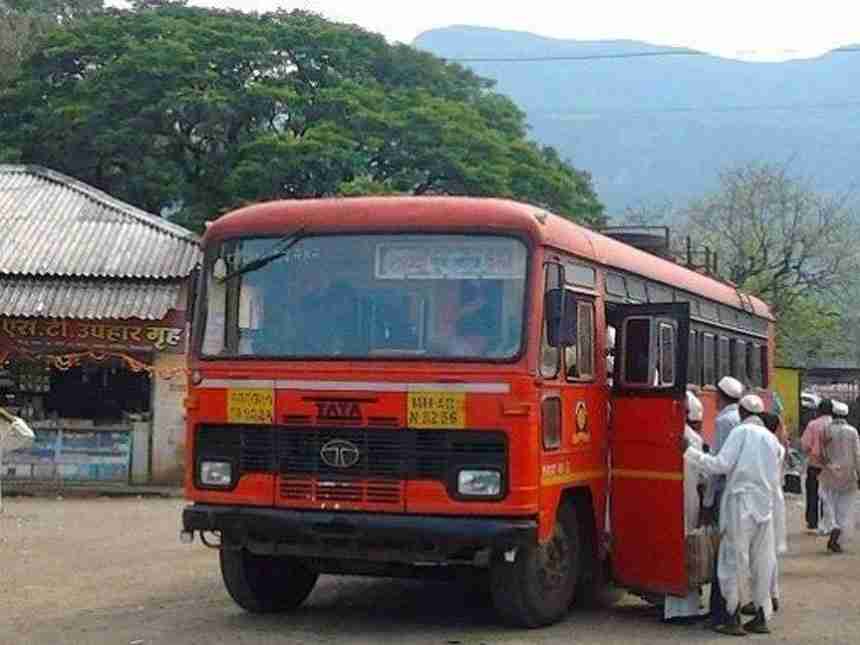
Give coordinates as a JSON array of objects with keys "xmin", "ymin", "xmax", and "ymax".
[
  {"xmin": 0, "ymin": 278, "xmax": 182, "ymax": 320},
  {"xmin": 0, "ymin": 165, "xmax": 200, "ymax": 279}
]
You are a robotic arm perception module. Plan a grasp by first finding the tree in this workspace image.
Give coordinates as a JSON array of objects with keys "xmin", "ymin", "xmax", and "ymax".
[
  {"xmin": 684, "ymin": 162, "xmax": 857, "ymax": 317},
  {"xmin": 0, "ymin": 4, "xmax": 603, "ymax": 231},
  {"xmin": 0, "ymin": 0, "xmax": 101, "ymax": 84},
  {"xmin": 680, "ymin": 162, "xmax": 860, "ymax": 365}
]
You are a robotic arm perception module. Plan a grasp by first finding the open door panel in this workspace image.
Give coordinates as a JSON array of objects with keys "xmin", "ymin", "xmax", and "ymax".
[{"xmin": 609, "ymin": 302, "xmax": 690, "ymax": 596}]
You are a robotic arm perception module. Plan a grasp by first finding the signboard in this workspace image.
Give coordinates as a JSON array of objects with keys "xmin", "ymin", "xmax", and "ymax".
[
  {"xmin": 0, "ymin": 316, "xmax": 185, "ymax": 354},
  {"xmin": 375, "ymin": 240, "xmax": 526, "ymax": 280},
  {"xmin": 2, "ymin": 428, "xmax": 132, "ymax": 482}
]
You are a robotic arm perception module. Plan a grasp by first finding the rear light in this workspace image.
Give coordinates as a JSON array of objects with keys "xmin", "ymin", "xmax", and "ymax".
[{"xmin": 542, "ymin": 397, "xmax": 562, "ymax": 450}]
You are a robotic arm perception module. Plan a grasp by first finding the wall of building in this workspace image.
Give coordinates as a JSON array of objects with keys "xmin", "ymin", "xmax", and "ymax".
[{"xmin": 151, "ymin": 352, "xmax": 187, "ymax": 484}]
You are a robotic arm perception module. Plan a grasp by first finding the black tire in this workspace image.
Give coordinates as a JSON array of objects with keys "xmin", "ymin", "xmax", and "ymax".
[
  {"xmin": 219, "ymin": 548, "xmax": 318, "ymax": 614},
  {"xmin": 490, "ymin": 505, "xmax": 580, "ymax": 628}
]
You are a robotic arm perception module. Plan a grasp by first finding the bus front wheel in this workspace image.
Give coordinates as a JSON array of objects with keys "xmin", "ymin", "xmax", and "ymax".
[
  {"xmin": 490, "ymin": 505, "xmax": 580, "ymax": 627},
  {"xmin": 219, "ymin": 548, "xmax": 318, "ymax": 613}
]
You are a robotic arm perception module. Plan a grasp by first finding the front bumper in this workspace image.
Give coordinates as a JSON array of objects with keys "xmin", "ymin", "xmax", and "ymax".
[{"xmin": 183, "ymin": 504, "xmax": 537, "ymax": 564}]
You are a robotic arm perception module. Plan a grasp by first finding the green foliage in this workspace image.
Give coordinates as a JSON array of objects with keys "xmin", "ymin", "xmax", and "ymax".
[
  {"xmin": 774, "ymin": 296, "xmax": 843, "ymax": 367},
  {"xmin": 0, "ymin": 5, "xmax": 603, "ymax": 231},
  {"xmin": 0, "ymin": 0, "xmax": 102, "ymax": 83},
  {"xmin": 660, "ymin": 162, "xmax": 860, "ymax": 368}
]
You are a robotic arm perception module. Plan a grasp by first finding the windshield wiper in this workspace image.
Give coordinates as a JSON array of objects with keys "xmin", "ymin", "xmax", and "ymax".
[{"xmin": 218, "ymin": 227, "xmax": 307, "ymax": 282}]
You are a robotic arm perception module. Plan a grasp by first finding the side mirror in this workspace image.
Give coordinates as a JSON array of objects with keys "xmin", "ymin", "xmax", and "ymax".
[{"xmin": 545, "ymin": 289, "xmax": 578, "ymax": 347}]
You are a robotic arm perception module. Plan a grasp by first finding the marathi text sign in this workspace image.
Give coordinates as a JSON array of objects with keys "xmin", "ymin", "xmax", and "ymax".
[
  {"xmin": 0, "ymin": 317, "xmax": 185, "ymax": 353},
  {"xmin": 375, "ymin": 240, "xmax": 527, "ymax": 280}
]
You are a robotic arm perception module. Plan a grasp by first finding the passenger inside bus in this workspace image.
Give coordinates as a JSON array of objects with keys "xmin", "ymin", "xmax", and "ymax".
[{"xmin": 440, "ymin": 281, "xmax": 493, "ymax": 356}]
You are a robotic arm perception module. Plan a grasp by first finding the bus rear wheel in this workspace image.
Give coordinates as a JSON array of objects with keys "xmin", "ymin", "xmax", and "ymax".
[
  {"xmin": 490, "ymin": 505, "xmax": 580, "ymax": 628},
  {"xmin": 219, "ymin": 548, "xmax": 318, "ymax": 614}
]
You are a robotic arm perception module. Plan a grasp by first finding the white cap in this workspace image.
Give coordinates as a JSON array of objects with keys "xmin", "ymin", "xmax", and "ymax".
[
  {"xmin": 832, "ymin": 401, "xmax": 849, "ymax": 418},
  {"xmin": 739, "ymin": 394, "xmax": 764, "ymax": 415},
  {"xmin": 717, "ymin": 376, "xmax": 744, "ymax": 401},
  {"xmin": 686, "ymin": 391, "xmax": 703, "ymax": 422}
]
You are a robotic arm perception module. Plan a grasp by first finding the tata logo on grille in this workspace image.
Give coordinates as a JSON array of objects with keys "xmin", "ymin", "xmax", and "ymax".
[
  {"xmin": 314, "ymin": 400, "xmax": 363, "ymax": 422},
  {"xmin": 320, "ymin": 439, "xmax": 361, "ymax": 469}
]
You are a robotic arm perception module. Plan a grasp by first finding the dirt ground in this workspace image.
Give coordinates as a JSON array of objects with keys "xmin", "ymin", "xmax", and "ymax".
[{"xmin": 0, "ymin": 494, "xmax": 857, "ymax": 645}]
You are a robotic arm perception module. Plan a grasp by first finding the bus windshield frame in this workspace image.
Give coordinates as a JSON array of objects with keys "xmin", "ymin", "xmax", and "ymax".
[{"xmin": 193, "ymin": 232, "xmax": 531, "ymax": 364}]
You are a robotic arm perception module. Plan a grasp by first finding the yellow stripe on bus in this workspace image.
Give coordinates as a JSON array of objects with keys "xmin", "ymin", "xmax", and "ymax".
[
  {"xmin": 541, "ymin": 469, "xmax": 607, "ymax": 486},
  {"xmin": 611, "ymin": 468, "xmax": 683, "ymax": 481}
]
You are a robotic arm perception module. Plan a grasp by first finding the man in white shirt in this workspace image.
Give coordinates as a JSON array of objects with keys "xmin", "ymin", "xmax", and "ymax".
[
  {"xmin": 821, "ymin": 400, "xmax": 860, "ymax": 553},
  {"xmin": 683, "ymin": 394, "xmax": 784, "ymax": 636},
  {"xmin": 702, "ymin": 375, "xmax": 744, "ymax": 628}
]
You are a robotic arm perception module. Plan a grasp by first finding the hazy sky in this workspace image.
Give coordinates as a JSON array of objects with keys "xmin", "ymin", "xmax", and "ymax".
[{"xmin": 189, "ymin": 0, "xmax": 859, "ymax": 61}]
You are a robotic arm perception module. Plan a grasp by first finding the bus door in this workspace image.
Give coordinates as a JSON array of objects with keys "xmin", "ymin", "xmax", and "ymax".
[{"xmin": 608, "ymin": 302, "xmax": 690, "ymax": 596}]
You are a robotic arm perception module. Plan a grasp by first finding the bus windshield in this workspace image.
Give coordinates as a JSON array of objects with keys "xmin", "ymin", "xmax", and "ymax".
[{"xmin": 200, "ymin": 234, "xmax": 528, "ymax": 360}]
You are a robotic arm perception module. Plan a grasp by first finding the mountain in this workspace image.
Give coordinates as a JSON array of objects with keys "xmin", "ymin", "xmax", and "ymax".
[{"xmin": 414, "ymin": 26, "xmax": 860, "ymax": 216}]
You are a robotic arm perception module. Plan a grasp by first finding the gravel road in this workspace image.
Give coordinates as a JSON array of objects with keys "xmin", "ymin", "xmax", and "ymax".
[{"xmin": 1, "ymin": 495, "xmax": 857, "ymax": 644}]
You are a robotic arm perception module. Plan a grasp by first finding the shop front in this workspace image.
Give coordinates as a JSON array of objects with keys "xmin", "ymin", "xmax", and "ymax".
[
  {"xmin": 0, "ymin": 313, "xmax": 188, "ymax": 485},
  {"xmin": 0, "ymin": 164, "xmax": 201, "ymax": 486}
]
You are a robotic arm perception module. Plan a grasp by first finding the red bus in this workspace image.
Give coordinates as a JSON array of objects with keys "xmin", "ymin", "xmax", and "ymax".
[{"xmin": 181, "ymin": 197, "xmax": 774, "ymax": 627}]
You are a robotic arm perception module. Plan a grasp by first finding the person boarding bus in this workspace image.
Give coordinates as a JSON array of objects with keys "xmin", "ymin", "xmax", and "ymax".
[
  {"xmin": 664, "ymin": 391, "xmax": 709, "ymax": 623},
  {"xmin": 702, "ymin": 375, "xmax": 744, "ymax": 627},
  {"xmin": 683, "ymin": 394, "xmax": 783, "ymax": 636}
]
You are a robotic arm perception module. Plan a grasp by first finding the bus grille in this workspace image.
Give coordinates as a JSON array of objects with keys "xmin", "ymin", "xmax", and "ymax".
[{"xmin": 195, "ymin": 425, "xmax": 506, "ymax": 485}]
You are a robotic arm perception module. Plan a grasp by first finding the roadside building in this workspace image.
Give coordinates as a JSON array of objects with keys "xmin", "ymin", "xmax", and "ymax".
[{"xmin": 0, "ymin": 165, "xmax": 200, "ymax": 485}]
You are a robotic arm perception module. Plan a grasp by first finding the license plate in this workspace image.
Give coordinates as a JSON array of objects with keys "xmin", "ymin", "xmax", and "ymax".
[
  {"xmin": 407, "ymin": 391, "xmax": 466, "ymax": 429},
  {"xmin": 227, "ymin": 389, "xmax": 274, "ymax": 424}
]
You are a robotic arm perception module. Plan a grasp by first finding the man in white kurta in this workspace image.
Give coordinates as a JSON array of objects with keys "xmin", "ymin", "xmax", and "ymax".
[
  {"xmin": 702, "ymin": 376, "xmax": 744, "ymax": 628},
  {"xmin": 821, "ymin": 401, "xmax": 860, "ymax": 553},
  {"xmin": 664, "ymin": 391, "xmax": 708, "ymax": 621},
  {"xmin": 683, "ymin": 394, "xmax": 784, "ymax": 635},
  {"xmin": 0, "ymin": 408, "xmax": 36, "ymax": 513}
]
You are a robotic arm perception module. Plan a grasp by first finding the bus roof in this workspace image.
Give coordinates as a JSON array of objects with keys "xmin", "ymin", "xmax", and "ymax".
[{"xmin": 205, "ymin": 196, "xmax": 773, "ymax": 320}]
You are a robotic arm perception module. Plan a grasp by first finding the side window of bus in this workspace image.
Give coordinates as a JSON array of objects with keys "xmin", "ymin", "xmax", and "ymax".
[
  {"xmin": 759, "ymin": 344, "xmax": 769, "ymax": 388},
  {"xmin": 734, "ymin": 339, "xmax": 747, "ymax": 384},
  {"xmin": 748, "ymin": 342, "xmax": 760, "ymax": 387},
  {"xmin": 564, "ymin": 296, "xmax": 594, "ymax": 380},
  {"xmin": 718, "ymin": 336, "xmax": 731, "ymax": 379},
  {"xmin": 622, "ymin": 318, "xmax": 652, "ymax": 384},
  {"xmin": 702, "ymin": 333, "xmax": 716, "ymax": 385},
  {"xmin": 657, "ymin": 321, "xmax": 676, "ymax": 386},
  {"xmin": 540, "ymin": 264, "xmax": 563, "ymax": 378},
  {"xmin": 688, "ymin": 330, "xmax": 700, "ymax": 386},
  {"xmin": 621, "ymin": 317, "xmax": 675, "ymax": 387}
]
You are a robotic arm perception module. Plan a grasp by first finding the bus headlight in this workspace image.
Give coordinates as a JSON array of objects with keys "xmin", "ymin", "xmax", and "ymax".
[
  {"xmin": 457, "ymin": 469, "xmax": 502, "ymax": 497},
  {"xmin": 199, "ymin": 460, "xmax": 233, "ymax": 487}
]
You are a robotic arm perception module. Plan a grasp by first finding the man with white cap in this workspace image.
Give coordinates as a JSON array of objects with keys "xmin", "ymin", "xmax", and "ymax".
[
  {"xmin": 801, "ymin": 398, "xmax": 833, "ymax": 533},
  {"xmin": 702, "ymin": 375, "xmax": 744, "ymax": 627},
  {"xmin": 820, "ymin": 400, "xmax": 860, "ymax": 553},
  {"xmin": 682, "ymin": 394, "xmax": 784, "ymax": 635},
  {"xmin": 664, "ymin": 391, "xmax": 708, "ymax": 622}
]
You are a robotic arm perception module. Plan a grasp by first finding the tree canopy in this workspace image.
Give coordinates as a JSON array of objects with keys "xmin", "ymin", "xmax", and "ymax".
[
  {"xmin": 621, "ymin": 162, "xmax": 860, "ymax": 366},
  {"xmin": 0, "ymin": 3, "xmax": 603, "ymax": 231}
]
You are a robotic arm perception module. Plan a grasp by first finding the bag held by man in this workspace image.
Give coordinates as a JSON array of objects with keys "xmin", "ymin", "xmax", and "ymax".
[{"xmin": 686, "ymin": 525, "xmax": 720, "ymax": 589}]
